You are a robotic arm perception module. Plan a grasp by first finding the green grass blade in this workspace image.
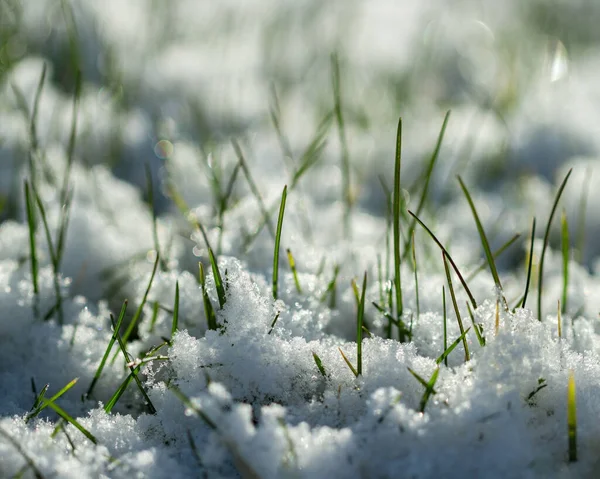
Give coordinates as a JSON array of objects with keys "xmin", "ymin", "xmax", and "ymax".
[
  {"xmin": 436, "ymin": 327, "xmax": 471, "ymax": 365},
  {"xmin": 521, "ymin": 217, "xmax": 537, "ymax": 310},
  {"xmin": 338, "ymin": 347, "xmax": 358, "ymax": 378},
  {"xmin": 24, "ymin": 181, "xmax": 39, "ymax": 298},
  {"xmin": 538, "ymin": 169, "xmax": 572, "ymax": 321},
  {"xmin": 170, "ymin": 385, "xmax": 217, "ymax": 430},
  {"xmin": 31, "ymin": 382, "xmax": 49, "ymax": 411},
  {"xmin": 232, "ymin": 139, "xmax": 275, "ymax": 238},
  {"xmin": 442, "ymin": 252, "xmax": 470, "ymax": 362},
  {"xmin": 45, "ymin": 401, "xmax": 97, "ymax": 444},
  {"xmin": 26, "ymin": 378, "xmax": 79, "ymax": 422},
  {"xmin": 208, "ymin": 247, "xmax": 226, "ymax": 309},
  {"xmin": 331, "ymin": 53, "xmax": 352, "ymax": 236},
  {"xmin": 84, "ymin": 301, "xmax": 128, "ymax": 400},
  {"xmin": 312, "ymin": 352, "xmax": 327, "ymax": 377},
  {"xmin": 407, "ymin": 366, "xmax": 439, "ymax": 412},
  {"xmin": 409, "ymin": 210, "xmax": 477, "ymax": 308},
  {"xmin": 356, "ymin": 272, "xmax": 367, "ymax": 376},
  {"xmin": 199, "ymin": 262, "xmax": 218, "ymax": 330},
  {"xmin": 561, "ymin": 210, "xmax": 569, "ymax": 314},
  {"xmin": 272, "ymin": 185, "xmax": 287, "ymax": 300},
  {"xmin": 412, "ymin": 231, "xmax": 420, "ymax": 322},
  {"xmin": 286, "ymin": 249, "xmax": 302, "ymax": 293},
  {"xmin": 114, "ymin": 254, "xmax": 160, "ymax": 360},
  {"xmin": 371, "ymin": 302, "xmax": 402, "ymax": 329},
  {"xmin": 393, "ymin": 117, "xmax": 404, "ymax": 339},
  {"xmin": 466, "ymin": 233, "xmax": 521, "ymax": 283},
  {"xmin": 320, "ymin": 264, "xmax": 340, "ymax": 308},
  {"xmin": 567, "ymin": 370, "xmax": 577, "ymax": 462},
  {"xmin": 291, "ymin": 111, "xmax": 334, "ymax": 188},
  {"xmin": 267, "ymin": 312, "xmax": 280, "ymax": 335},
  {"xmin": 402, "ymin": 110, "xmax": 450, "ymax": 260},
  {"xmin": 171, "ymin": 281, "xmax": 179, "ymax": 342},
  {"xmin": 466, "ymin": 301, "xmax": 485, "ymax": 347},
  {"xmin": 457, "ymin": 176, "xmax": 505, "ymax": 305}
]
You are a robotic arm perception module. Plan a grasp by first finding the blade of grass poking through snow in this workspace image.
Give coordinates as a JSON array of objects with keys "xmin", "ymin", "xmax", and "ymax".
[
  {"xmin": 199, "ymin": 263, "xmax": 217, "ymax": 330},
  {"xmin": 267, "ymin": 312, "xmax": 280, "ymax": 335},
  {"xmin": 568, "ymin": 370, "xmax": 577, "ymax": 462},
  {"xmin": 443, "ymin": 253, "xmax": 470, "ymax": 362},
  {"xmin": 273, "ymin": 185, "xmax": 287, "ymax": 300},
  {"xmin": 320, "ymin": 264, "xmax": 340, "ymax": 307},
  {"xmin": 286, "ymin": 249, "xmax": 302, "ymax": 293},
  {"xmin": 312, "ymin": 352, "xmax": 327, "ymax": 377},
  {"xmin": 84, "ymin": 301, "xmax": 127, "ymax": 400},
  {"xmin": 457, "ymin": 176, "xmax": 506, "ymax": 308},
  {"xmin": 521, "ymin": 218, "xmax": 537, "ymax": 310},
  {"xmin": 170, "ymin": 281, "xmax": 179, "ymax": 343},
  {"xmin": 393, "ymin": 117, "xmax": 404, "ymax": 339},
  {"xmin": 26, "ymin": 377, "xmax": 79, "ymax": 422},
  {"xmin": 338, "ymin": 347, "xmax": 359, "ymax": 378},
  {"xmin": 145, "ymin": 164, "xmax": 166, "ymax": 271},
  {"xmin": 208, "ymin": 247, "xmax": 226, "ymax": 308},
  {"xmin": 561, "ymin": 210, "xmax": 569, "ymax": 314},
  {"xmin": 31, "ymin": 186, "xmax": 63, "ymax": 324},
  {"xmin": 331, "ymin": 53, "xmax": 352, "ymax": 236},
  {"xmin": 409, "ymin": 210, "xmax": 477, "ymax": 309},
  {"xmin": 538, "ymin": 169, "xmax": 572, "ymax": 322},
  {"xmin": 232, "ymin": 139, "xmax": 275, "ymax": 239},
  {"xmin": 466, "ymin": 233, "xmax": 521, "ymax": 282},
  {"xmin": 407, "ymin": 367, "xmax": 439, "ymax": 413},
  {"xmin": 46, "ymin": 400, "xmax": 97, "ymax": 444},
  {"xmin": 356, "ymin": 272, "xmax": 367, "ymax": 376},
  {"xmin": 112, "ymin": 254, "xmax": 160, "ymax": 364},
  {"xmin": 109, "ymin": 314, "xmax": 156, "ymax": 414},
  {"xmin": 24, "ymin": 181, "xmax": 39, "ymax": 311},
  {"xmin": 436, "ymin": 328, "xmax": 471, "ymax": 365},
  {"xmin": 402, "ymin": 110, "xmax": 450, "ymax": 260}
]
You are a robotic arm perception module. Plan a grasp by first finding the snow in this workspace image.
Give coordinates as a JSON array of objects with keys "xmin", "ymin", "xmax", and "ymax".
[{"xmin": 2, "ymin": 0, "xmax": 600, "ymax": 477}]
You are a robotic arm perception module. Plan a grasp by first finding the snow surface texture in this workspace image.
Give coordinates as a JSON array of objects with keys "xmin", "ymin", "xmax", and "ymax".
[{"xmin": 2, "ymin": 0, "xmax": 600, "ymax": 477}]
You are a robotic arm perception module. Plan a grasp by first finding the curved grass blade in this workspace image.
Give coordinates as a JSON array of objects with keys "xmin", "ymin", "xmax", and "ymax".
[
  {"xmin": 538, "ymin": 169, "xmax": 572, "ymax": 321},
  {"xmin": 402, "ymin": 110, "xmax": 450, "ymax": 260},
  {"xmin": 26, "ymin": 378, "xmax": 79, "ymax": 422},
  {"xmin": 466, "ymin": 233, "xmax": 521, "ymax": 283},
  {"xmin": 409, "ymin": 210, "xmax": 477, "ymax": 308},
  {"xmin": 520, "ymin": 217, "xmax": 537, "ymax": 310},
  {"xmin": 457, "ymin": 176, "xmax": 505, "ymax": 307},
  {"xmin": 338, "ymin": 347, "xmax": 358, "ymax": 378},
  {"xmin": 208, "ymin": 248, "xmax": 226, "ymax": 308},
  {"xmin": 393, "ymin": 117, "xmax": 404, "ymax": 338},
  {"xmin": 443, "ymin": 252, "xmax": 470, "ymax": 362},
  {"xmin": 272, "ymin": 185, "xmax": 287, "ymax": 300},
  {"xmin": 437, "ymin": 327, "xmax": 471, "ymax": 365},
  {"xmin": 312, "ymin": 352, "xmax": 327, "ymax": 377}
]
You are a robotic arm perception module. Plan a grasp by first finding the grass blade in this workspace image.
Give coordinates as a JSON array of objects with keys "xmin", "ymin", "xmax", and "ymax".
[
  {"xmin": 171, "ymin": 280, "xmax": 179, "ymax": 342},
  {"xmin": 45, "ymin": 401, "xmax": 97, "ymax": 444},
  {"xmin": 272, "ymin": 185, "xmax": 287, "ymax": 300},
  {"xmin": 24, "ymin": 181, "xmax": 39, "ymax": 301},
  {"xmin": 331, "ymin": 53, "xmax": 352, "ymax": 235},
  {"xmin": 436, "ymin": 327, "xmax": 471, "ymax": 365},
  {"xmin": 407, "ymin": 367, "xmax": 439, "ymax": 413},
  {"xmin": 356, "ymin": 272, "xmax": 367, "ymax": 376},
  {"xmin": 338, "ymin": 347, "xmax": 358, "ymax": 378},
  {"xmin": 84, "ymin": 301, "xmax": 127, "ymax": 400},
  {"xmin": 312, "ymin": 352, "xmax": 327, "ymax": 377},
  {"xmin": 466, "ymin": 301, "xmax": 485, "ymax": 347},
  {"xmin": 267, "ymin": 312, "xmax": 280, "ymax": 335},
  {"xmin": 393, "ymin": 117, "xmax": 404, "ymax": 339},
  {"xmin": 199, "ymin": 262, "xmax": 218, "ymax": 330},
  {"xmin": 567, "ymin": 370, "xmax": 577, "ymax": 462},
  {"xmin": 412, "ymin": 230, "xmax": 420, "ymax": 322},
  {"xmin": 561, "ymin": 210, "xmax": 569, "ymax": 314},
  {"xmin": 442, "ymin": 252, "xmax": 470, "ymax": 362},
  {"xmin": 466, "ymin": 233, "xmax": 521, "ymax": 283},
  {"xmin": 409, "ymin": 210, "xmax": 477, "ymax": 308},
  {"xmin": 520, "ymin": 217, "xmax": 537, "ymax": 310},
  {"xmin": 26, "ymin": 378, "xmax": 79, "ymax": 422},
  {"xmin": 286, "ymin": 249, "xmax": 302, "ymax": 293},
  {"xmin": 208, "ymin": 248, "xmax": 226, "ymax": 309},
  {"xmin": 457, "ymin": 176, "xmax": 506, "ymax": 307},
  {"xmin": 538, "ymin": 169, "xmax": 572, "ymax": 321},
  {"xmin": 402, "ymin": 111, "xmax": 450, "ymax": 260},
  {"xmin": 443, "ymin": 287, "xmax": 448, "ymax": 366}
]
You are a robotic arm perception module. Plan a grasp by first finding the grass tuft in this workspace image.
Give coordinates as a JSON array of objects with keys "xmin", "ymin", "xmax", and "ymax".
[
  {"xmin": 537, "ymin": 169, "xmax": 572, "ymax": 321},
  {"xmin": 272, "ymin": 185, "xmax": 287, "ymax": 300}
]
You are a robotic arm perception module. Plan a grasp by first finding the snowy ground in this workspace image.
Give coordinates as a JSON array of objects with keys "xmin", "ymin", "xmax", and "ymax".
[{"xmin": 2, "ymin": 1, "xmax": 600, "ymax": 477}]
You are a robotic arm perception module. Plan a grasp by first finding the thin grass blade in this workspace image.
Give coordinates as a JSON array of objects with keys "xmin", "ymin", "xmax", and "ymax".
[{"xmin": 272, "ymin": 185, "xmax": 287, "ymax": 300}]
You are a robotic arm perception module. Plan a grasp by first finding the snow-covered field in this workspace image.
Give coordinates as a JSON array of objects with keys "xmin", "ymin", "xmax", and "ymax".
[{"xmin": 2, "ymin": 1, "xmax": 600, "ymax": 477}]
